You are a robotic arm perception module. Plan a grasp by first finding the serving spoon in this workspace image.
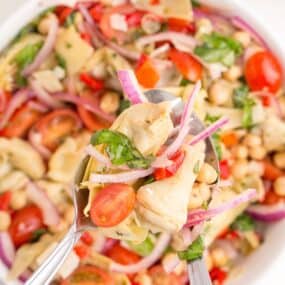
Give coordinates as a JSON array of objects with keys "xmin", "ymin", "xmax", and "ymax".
[{"xmin": 26, "ymin": 90, "xmax": 218, "ymax": 285}]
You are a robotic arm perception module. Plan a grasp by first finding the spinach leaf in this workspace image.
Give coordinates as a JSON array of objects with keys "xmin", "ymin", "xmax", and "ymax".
[
  {"xmin": 178, "ymin": 236, "xmax": 204, "ymax": 261},
  {"xmin": 127, "ymin": 236, "xmax": 154, "ymax": 257},
  {"xmin": 194, "ymin": 32, "xmax": 243, "ymax": 66},
  {"xmin": 231, "ymin": 213, "xmax": 255, "ymax": 232},
  {"xmin": 233, "ymin": 85, "xmax": 256, "ymax": 129},
  {"xmin": 91, "ymin": 130, "xmax": 153, "ymax": 169}
]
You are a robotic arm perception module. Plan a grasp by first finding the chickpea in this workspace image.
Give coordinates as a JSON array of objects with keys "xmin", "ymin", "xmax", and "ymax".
[
  {"xmin": 273, "ymin": 176, "xmax": 285, "ymax": 196},
  {"xmin": 231, "ymin": 160, "xmax": 248, "ymax": 180},
  {"xmin": 38, "ymin": 13, "xmax": 57, "ymax": 35},
  {"xmin": 189, "ymin": 183, "xmax": 211, "ymax": 209},
  {"xmin": 233, "ymin": 31, "xmax": 251, "ymax": 48},
  {"xmin": 223, "ymin": 65, "xmax": 242, "ymax": 82},
  {"xmin": 100, "ymin": 92, "xmax": 120, "ymax": 114},
  {"xmin": 211, "ymin": 248, "xmax": 229, "ymax": 267},
  {"xmin": 0, "ymin": 211, "xmax": 11, "ymax": 231},
  {"xmin": 196, "ymin": 18, "xmax": 213, "ymax": 38},
  {"xmin": 249, "ymin": 146, "xmax": 267, "ymax": 160},
  {"xmin": 243, "ymin": 134, "xmax": 262, "ymax": 148},
  {"xmin": 197, "ymin": 163, "xmax": 218, "ymax": 184},
  {"xmin": 48, "ymin": 220, "xmax": 68, "ymax": 233},
  {"xmin": 134, "ymin": 273, "xmax": 152, "ymax": 285},
  {"xmin": 205, "ymin": 253, "xmax": 214, "ymax": 271},
  {"xmin": 233, "ymin": 145, "xmax": 248, "ymax": 160},
  {"xmin": 64, "ymin": 205, "xmax": 75, "ymax": 224},
  {"xmin": 141, "ymin": 14, "xmax": 161, "ymax": 35},
  {"xmin": 244, "ymin": 231, "xmax": 260, "ymax": 249},
  {"xmin": 209, "ymin": 79, "xmax": 232, "ymax": 106},
  {"xmin": 273, "ymin": 152, "xmax": 285, "ymax": 169},
  {"xmin": 162, "ymin": 253, "xmax": 180, "ymax": 272},
  {"xmin": 247, "ymin": 161, "xmax": 264, "ymax": 176},
  {"xmin": 53, "ymin": 66, "xmax": 66, "ymax": 80},
  {"xmin": 10, "ymin": 190, "xmax": 27, "ymax": 210}
]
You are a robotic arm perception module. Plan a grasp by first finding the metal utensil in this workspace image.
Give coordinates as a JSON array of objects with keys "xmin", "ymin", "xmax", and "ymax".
[{"xmin": 26, "ymin": 89, "xmax": 218, "ymax": 285}]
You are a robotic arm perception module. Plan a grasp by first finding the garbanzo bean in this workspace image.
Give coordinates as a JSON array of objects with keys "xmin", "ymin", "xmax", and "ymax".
[
  {"xmin": 209, "ymin": 79, "xmax": 232, "ymax": 106},
  {"xmin": 0, "ymin": 211, "xmax": 11, "ymax": 231},
  {"xmin": 197, "ymin": 163, "xmax": 218, "ymax": 184}
]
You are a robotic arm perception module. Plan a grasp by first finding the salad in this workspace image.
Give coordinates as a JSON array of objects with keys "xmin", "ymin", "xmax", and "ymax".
[{"xmin": 0, "ymin": 0, "xmax": 284, "ymax": 284}]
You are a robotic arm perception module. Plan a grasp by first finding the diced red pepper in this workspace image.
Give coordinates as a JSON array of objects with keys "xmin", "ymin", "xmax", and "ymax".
[
  {"xmin": 150, "ymin": 0, "xmax": 160, "ymax": 5},
  {"xmin": 80, "ymin": 73, "xmax": 105, "ymax": 91},
  {"xmin": 218, "ymin": 228, "xmax": 239, "ymax": 240},
  {"xmin": 262, "ymin": 190, "xmax": 284, "ymax": 205},
  {"xmin": 154, "ymin": 150, "xmax": 186, "ymax": 180},
  {"xmin": 261, "ymin": 94, "xmax": 271, "ymax": 107},
  {"xmin": 0, "ymin": 192, "xmax": 12, "ymax": 211},
  {"xmin": 219, "ymin": 160, "xmax": 230, "ymax": 180},
  {"xmin": 167, "ymin": 18, "xmax": 196, "ymax": 34},
  {"xmin": 210, "ymin": 267, "xmax": 227, "ymax": 285},
  {"xmin": 135, "ymin": 55, "xmax": 160, "ymax": 88},
  {"xmin": 80, "ymin": 33, "xmax": 92, "ymax": 45},
  {"xmin": 55, "ymin": 6, "xmax": 73, "ymax": 25},
  {"xmin": 221, "ymin": 132, "xmax": 238, "ymax": 147},
  {"xmin": 80, "ymin": 232, "xmax": 94, "ymax": 246},
  {"xmin": 126, "ymin": 11, "xmax": 145, "ymax": 28},
  {"xmin": 89, "ymin": 3, "xmax": 104, "ymax": 22},
  {"xmin": 74, "ymin": 244, "xmax": 90, "ymax": 260},
  {"xmin": 262, "ymin": 160, "xmax": 284, "ymax": 181}
]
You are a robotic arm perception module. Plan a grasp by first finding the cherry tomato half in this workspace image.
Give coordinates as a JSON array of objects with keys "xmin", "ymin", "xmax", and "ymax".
[
  {"xmin": 245, "ymin": 50, "xmax": 282, "ymax": 93},
  {"xmin": 33, "ymin": 109, "xmax": 81, "ymax": 151},
  {"xmin": 9, "ymin": 205, "xmax": 44, "ymax": 248},
  {"xmin": 77, "ymin": 91, "xmax": 110, "ymax": 132},
  {"xmin": 105, "ymin": 243, "xmax": 140, "ymax": 265},
  {"xmin": 61, "ymin": 265, "xmax": 114, "ymax": 285},
  {"xmin": 148, "ymin": 265, "xmax": 181, "ymax": 285},
  {"xmin": 168, "ymin": 49, "xmax": 203, "ymax": 82},
  {"xmin": 90, "ymin": 183, "xmax": 136, "ymax": 227},
  {"xmin": 0, "ymin": 102, "xmax": 42, "ymax": 138}
]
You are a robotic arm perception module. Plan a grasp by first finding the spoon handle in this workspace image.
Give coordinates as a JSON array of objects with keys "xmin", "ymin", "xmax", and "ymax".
[{"xmin": 26, "ymin": 224, "xmax": 80, "ymax": 285}]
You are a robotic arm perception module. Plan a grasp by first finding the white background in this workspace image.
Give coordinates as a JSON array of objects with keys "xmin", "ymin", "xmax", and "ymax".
[{"xmin": 0, "ymin": 0, "xmax": 284, "ymax": 284}]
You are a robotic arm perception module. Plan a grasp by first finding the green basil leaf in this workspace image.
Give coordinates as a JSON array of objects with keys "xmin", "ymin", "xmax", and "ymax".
[
  {"xmin": 194, "ymin": 32, "xmax": 243, "ymax": 66},
  {"xmin": 91, "ymin": 130, "xmax": 153, "ymax": 169},
  {"xmin": 14, "ymin": 42, "xmax": 43, "ymax": 69},
  {"xmin": 178, "ymin": 236, "xmax": 204, "ymax": 261},
  {"xmin": 231, "ymin": 213, "xmax": 255, "ymax": 232},
  {"xmin": 127, "ymin": 236, "xmax": 154, "ymax": 257}
]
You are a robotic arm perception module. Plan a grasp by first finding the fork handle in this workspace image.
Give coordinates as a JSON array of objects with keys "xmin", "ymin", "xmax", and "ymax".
[
  {"xmin": 26, "ymin": 224, "xmax": 81, "ymax": 285},
  {"xmin": 188, "ymin": 258, "xmax": 212, "ymax": 285}
]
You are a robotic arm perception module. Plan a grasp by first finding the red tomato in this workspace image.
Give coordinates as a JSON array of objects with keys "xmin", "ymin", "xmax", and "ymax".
[
  {"xmin": 0, "ymin": 91, "xmax": 11, "ymax": 113},
  {"xmin": 99, "ymin": 4, "xmax": 135, "ymax": 43},
  {"xmin": 77, "ymin": 91, "xmax": 110, "ymax": 132},
  {"xmin": 61, "ymin": 265, "xmax": 114, "ymax": 285},
  {"xmin": 89, "ymin": 3, "xmax": 104, "ymax": 22},
  {"xmin": 80, "ymin": 232, "xmax": 94, "ymax": 246},
  {"xmin": 105, "ymin": 244, "xmax": 140, "ymax": 265},
  {"xmin": 168, "ymin": 49, "xmax": 203, "ymax": 82},
  {"xmin": 210, "ymin": 267, "xmax": 227, "ymax": 285},
  {"xmin": 167, "ymin": 18, "xmax": 196, "ymax": 33},
  {"xmin": 125, "ymin": 11, "xmax": 145, "ymax": 28},
  {"xmin": 55, "ymin": 6, "xmax": 73, "ymax": 25},
  {"xmin": 154, "ymin": 150, "xmax": 185, "ymax": 180},
  {"xmin": 148, "ymin": 265, "xmax": 181, "ymax": 285},
  {"xmin": 80, "ymin": 33, "xmax": 92, "ymax": 45},
  {"xmin": 0, "ymin": 192, "xmax": 12, "ymax": 211},
  {"xmin": 90, "ymin": 183, "xmax": 136, "ymax": 227},
  {"xmin": 79, "ymin": 73, "xmax": 104, "ymax": 91},
  {"xmin": 74, "ymin": 244, "xmax": 90, "ymax": 260},
  {"xmin": 263, "ymin": 160, "xmax": 284, "ymax": 181},
  {"xmin": 135, "ymin": 55, "xmax": 160, "ymax": 88},
  {"xmin": 33, "ymin": 109, "xmax": 81, "ymax": 151},
  {"xmin": 245, "ymin": 50, "xmax": 282, "ymax": 93},
  {"xmin": 219, "ymin": 160, "xmax": 230, "ymax": 180},
  {"xmin": 0, "ymin": 103, "xmax": 42, "ymax": 138},
  {"xmin": 9, "ymin": 205, "xmax": 44, "ymax": 248}
]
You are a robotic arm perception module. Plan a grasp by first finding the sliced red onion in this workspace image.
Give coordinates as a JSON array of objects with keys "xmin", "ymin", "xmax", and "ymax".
[
  {"xmin": 151, "ymin": 156, "xmax": 172, "ymax": 168},
  {"xmin": 102, "ymin": 238, "xmax": 118, "ymax": 254},
  {"xmin": 86, "ymin": 144, "xmax": 111, "ymax": 165},
  {"xmin": 161, "ymin": 81, "xmax": 201, "ymax": 158},
  {"xmin": 30, "ymin": 79, "xmax": 62, "ymax": 108},
  {"xmin": 231, "ymin": 16, "xmax": 269, "ymax": 49},
  {"xmin": 150, "ymin": 43, "xmax": 171, "ymax": 58},
  {"xmin": 55, "ymin": 92, "xmax": 115, "ymax": 122},
  {"xmin": 28, "ymin": 129, "xmax": 52, "ymax": 159},
  {"xmin": 0, "ymin": 232, "xmax": 15, "ymax": 268},
  {"xmin": 247, "ymin": 202, "xmax": 285, "ymax": 222},
  {"xmin": 0, "ymin": 89, "xmax": 32, "ymax": 130},
  {"xmin": 66, "ymin": 76, "xmax": 77, "ymax": 96},
  {"xmin": 90, "ymin": 168, "xmax": 154, "ymax": 183},
  {"xmin": 218, "ymin": 180, "xmax": 233, "ymax": 188},
  {"xmin": 117, "ymin": 70, "xmax": 148, "ymax": 104},
  {"xmin": 27, "ymin": 100, "xmax": 49, "ymax": 113},
  {"xmin": 185, "ymin": 188, "xmax": 257, "ymax": 227},
  {"xmin": 26, "ymin": 182, "xmax": 60, "ymax": 226},
  {"xmin": 22, "ymin": 17, "xmax": 59, "ymax": 76},
  {"xmin": 93, "ymin": 234, "xmax": 106, "ymax": 253},
  {"xmin": 137, "ymin": 32, "xmax": 197, "ymax": 50},
  {"xmin": 19, "ymin": 270, "xmax": 32, "ymax": 283},
  {"xmin": 110, "ymin": 233, "xmax": 171, "ymax": 273},
  {"xmin": 107, "ymin": 40, "xmax": 141, "ymax": 61},
  {"xmin": 189, "ymin": 117, "xmax": 229, "ymax": 146},
  {"xmin": 162, "ymin": 253, "xmax": 180, "ymax": 274}
]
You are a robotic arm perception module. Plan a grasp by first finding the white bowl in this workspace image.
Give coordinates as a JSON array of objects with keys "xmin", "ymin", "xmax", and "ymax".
[{"xmin": 0, "ymin": 1, "xmax": 285, "ymax": 284}]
